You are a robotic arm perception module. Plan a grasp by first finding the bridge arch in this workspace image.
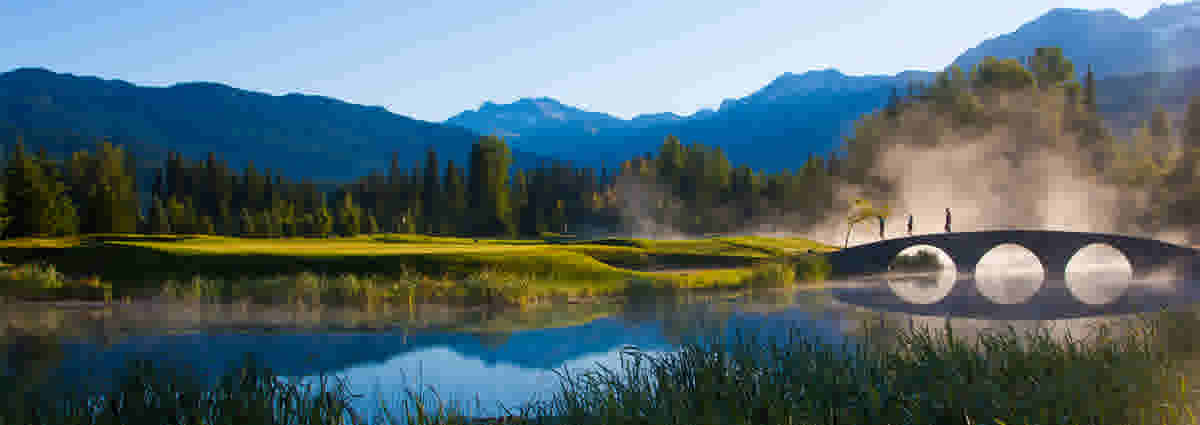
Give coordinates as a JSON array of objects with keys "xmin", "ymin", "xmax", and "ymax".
[
  {"xmin": 887, "ymin": 245, "xmax": 956, "ymax": 273},
  {"xmin": 975, "ymin": 243, "xmax": 1045, "ymax": 304},
  {"xmin": 825, "ymin": 230, "xmax": 1198, "ymax": 303},
  {"xmin": 1064, "ymin": 243, "xmax": 1133, "ymax": 305},
  {"xmin": 886, "ymin": 245, "xmax": 956, "ymax": 304}
]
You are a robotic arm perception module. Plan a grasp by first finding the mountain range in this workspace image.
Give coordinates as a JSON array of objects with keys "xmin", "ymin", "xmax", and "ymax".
[
  {"xmin": 0, "ymin": 68, "xmax": 554, "ymax": 182},
  {"xmin": 446, "ymin": 2, "xmax": 1200, "ymax": 170},
  {"xmin": 3, "ymin": 2, "xmax": 1199, "ymax": 179},
  {"xmin": 446, "ymin": 70, "xmax": 934, "ymax": 170}
]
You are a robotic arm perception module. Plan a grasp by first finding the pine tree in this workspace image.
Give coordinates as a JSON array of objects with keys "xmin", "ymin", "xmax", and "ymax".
[
  {"xmin": 510, "ymin": 170, "xmax": 527, "ymax": 236},
  {"xmin": 1186, "ymin": 96, "xmax": 1200, "ymax": 147},
  {"xmin": 239, "ymin": 207, "xmax": 256, "ymax": 236},
  {"xmin": 315, "ymin": 196, "xmax": 333, "ymax": 237},
  {"xmin": 255, "ymin": 210, "xmax": 271, "ymax": 238},
  {"xmin": 467, "ymin": 136, "xmax": 514, "ymax": 236},
  {"xmin": 199, "ymin": 215, "xmax": 214, "ymax": 235},
  {"xmin": 4, "ymin": 142, "xmax": 52, "ymax": 237},
  {"xmin": 337, "ymin": 191, "xmax": 361, "ymax": 237},
  {"xmin": 1151, "ymin": 106, "xmax": 1172, "ymax": 159},
  {"xmin": 422, "ymin": 147, "xmax": 440, "ymax": 234},
  {"xmin": 217, "ymin": 199, "xmax": 233, "ymax": 236},
  {"xmin": 442, "ymin": 160, "xmax": 466, "ymax": 235},
  {"xmin": 366, "ymin": 213, "xmax": 380, "ymax": 235},
  {"xmin": 1083, "ymin": 64, "xmax": 1097, "ymax": 114},
  {"xmin": 149, "ymin": 198, "xmax": 171, "ymax": 234}
]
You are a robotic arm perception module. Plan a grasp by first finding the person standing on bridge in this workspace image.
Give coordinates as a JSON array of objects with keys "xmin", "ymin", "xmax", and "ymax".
[
  {"xmin": 944, "ymin": 208, "xmax": 952, "ymax": 233},
  {"xmin": 907, "ymin": 214, "xmax": 913, "ymax": 236},
  {"xmin": 878, "ymin": 215, "xmax": 886, "ymax": 240}
]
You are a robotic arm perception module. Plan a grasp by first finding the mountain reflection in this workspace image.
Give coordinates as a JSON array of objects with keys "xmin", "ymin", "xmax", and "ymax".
[{"xmin": 5, "ymin": 282, "xmax": 1200, "ymax": 416}]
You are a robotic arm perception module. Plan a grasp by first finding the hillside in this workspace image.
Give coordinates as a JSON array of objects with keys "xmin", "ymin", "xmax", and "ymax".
[
  {"xmin": 447, "ymin": 70, "xmax": 935, "ymax": 171},
  {"xmin": 950, "ymin": 3, "xmax": 1200, "ymax": 78},
  {"xmin": 0, "ymin": 68, "xmax": 551, "ymax": 182}
]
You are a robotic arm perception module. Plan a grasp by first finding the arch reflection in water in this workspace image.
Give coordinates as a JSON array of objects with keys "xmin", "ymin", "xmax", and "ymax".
[
  {"xmin": 887, "ymin": 245, "xmax": 957, "ymax": 304},
  {"xmin": 1065, "ymin": 243, "xmax": 1133, "ymax": 305},
  {"xmin": 975, "ymin": 244, "xmax": 1044, "ymax": 304}
]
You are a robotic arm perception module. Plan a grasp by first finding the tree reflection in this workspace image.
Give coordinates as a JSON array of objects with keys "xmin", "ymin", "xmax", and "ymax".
[{"xmin": 1, "ymin": 326, "xmax": 65, "ymax": 411}]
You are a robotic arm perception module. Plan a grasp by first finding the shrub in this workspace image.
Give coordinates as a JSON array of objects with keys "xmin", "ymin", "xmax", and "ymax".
[
  {"xmin": 745, "ymin": 262, "xmax": 796, "ymax": 287},
  {"xmin": 793, "ymin": 254, "xmax": 832, "ymax": 282}
]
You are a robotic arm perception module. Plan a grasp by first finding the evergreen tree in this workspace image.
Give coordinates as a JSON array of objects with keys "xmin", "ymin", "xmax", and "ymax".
[
  {"xmin": 1028, "ymin": 46, "xmax": 1075, "ymax": 88},
  {"xmin": 422, "ymin": 147, "xmax": 440, "ymax": 234},
  {"xmin": 1186, "ymin": 96, "xmax": 1200, "ymax": 146},
  {"xmin": 255, "ymin": 210, "xmax": 271, "ymax": 238},
  {"xmin": 366, "ymin": 213, "xmax": 380, "ymax": 235},
  {"xmin": 3, "ymin": 142, "xmax": 56, "ymax": 237},
  {"xmin": 315, "ymin": 200, "xmax": 333, "ymax": 237},
  {"xmin": 234, "ymin": 207, "xmax": 249, "ymax": 236},
  {"xmin": 466, "ymin": 136, "xmax": 514, "ymax": 236},
  {"xmin": 337, "ymin": 191, "xmax": 361, "ymax": 237},
  {"xmin": 199, "ymin": 215, "xmax": 215, "ymax": 235},
  {"xmin": 442, "ymin": 160, "xmax": 466, "ymax": 235},
  {"xmin": 1083, "ymin": 64, "xmax": 1097, "ymax": 114},
  {"xmin": 217, "ymin": 199, "xmax": 233, "ymax": 236},
  {"xmin": 971, "ymin": 57, "xmax": 1034, "ymax": 91},
  {"xmin": 148, "ymin": 198, "xmax": 171, "ymax": 234}
]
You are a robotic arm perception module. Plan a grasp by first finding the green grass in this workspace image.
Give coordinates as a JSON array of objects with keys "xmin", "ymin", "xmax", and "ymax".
[
  {"xmin": 5, "ymin": 315, "xmax": 1199, "ymax": 424},
  {"xmin": 0, "ymin": 263, "xmax": 112, "ymax": 301},
  {"xmin": 0, "ymin": 234, "xmax": 837, "ymax": 305},
  {"xmin": 539, "ymin": 317, "xmax": 1199, "ymax": 425}
]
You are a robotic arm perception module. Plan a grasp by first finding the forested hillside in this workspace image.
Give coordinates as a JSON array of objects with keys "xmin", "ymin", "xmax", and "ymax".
[
  {"xmin": 2, "ymin": 47, "xmax": 1199, "ymax": 244},
  {"xmin": 0, "ymin": 68, "xmax": 551, "ymax": 182}
]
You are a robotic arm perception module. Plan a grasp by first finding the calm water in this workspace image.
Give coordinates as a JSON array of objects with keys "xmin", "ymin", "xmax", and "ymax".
[{"xmin": 5, "ymin": 250, "xmax": 1200, "ymax": 417}]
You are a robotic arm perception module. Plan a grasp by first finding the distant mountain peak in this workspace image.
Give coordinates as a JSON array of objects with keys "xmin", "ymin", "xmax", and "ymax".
[
  {"xmin": 950, "ymin": 3, "xmax": 1170, "ymax": 78},
  {"xmin": 0, "ymin": 66, "xmax": 572, "ymax": 182},
  {"xmin": 736, "ymin": 68, "xmax": 932, "ymax": 107}
]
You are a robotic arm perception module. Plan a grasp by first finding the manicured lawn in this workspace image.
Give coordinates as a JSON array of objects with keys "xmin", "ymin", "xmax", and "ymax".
[{"xmin": 0, "ymin": 234, "xmax": 833, "ymax": 304}]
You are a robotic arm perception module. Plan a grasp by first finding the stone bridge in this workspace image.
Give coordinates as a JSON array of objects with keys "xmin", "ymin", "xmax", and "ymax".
[{"xmin": 825, "ymin": 231, "xmax": 1198, "ymax": 301}]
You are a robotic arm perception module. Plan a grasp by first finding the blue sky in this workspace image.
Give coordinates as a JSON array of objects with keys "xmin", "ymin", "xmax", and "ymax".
[{"xmin": 0, "ymin": 0, "xmax": 1183, "ymax": 122}]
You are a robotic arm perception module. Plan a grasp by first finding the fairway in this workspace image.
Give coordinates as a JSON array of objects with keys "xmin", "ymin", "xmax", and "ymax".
[{"xmin": 0, "ymin": 234, "xmax": 836, "ymax": 303}]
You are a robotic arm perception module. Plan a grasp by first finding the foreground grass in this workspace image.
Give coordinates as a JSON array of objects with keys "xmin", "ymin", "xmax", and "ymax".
[
  {"xmin": 0, "ymin": 234, "xmax": 834, "ymax": 305},
  {"xmin": 4, "ymin": 316, "xmax": 1198, "ymax": 424}
]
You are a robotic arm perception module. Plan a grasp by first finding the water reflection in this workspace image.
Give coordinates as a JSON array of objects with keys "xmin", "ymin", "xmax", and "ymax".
[
  {"xmin": 836, "ymin": 273, "xmax": 1198, "ymax": 320},
  {"xmin": 1066, "ymin": 244, "xmax": 1133, "ymax": 304},
  {"xmin": 886, "ymin": 269, "xmax": 956, "ymax": 304},
  {"xmin": 975, "ymin": 244, "xmax": 1045, "ymax": 304},
  {"xmin": 4, "ymin": 278, "xmax": 1200, "ymax": 417}
]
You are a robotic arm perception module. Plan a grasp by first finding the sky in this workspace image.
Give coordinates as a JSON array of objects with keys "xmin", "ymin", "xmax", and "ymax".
[{"xmin": 0, "ymin": 0, "xmax": 1186, "ymax": 122}]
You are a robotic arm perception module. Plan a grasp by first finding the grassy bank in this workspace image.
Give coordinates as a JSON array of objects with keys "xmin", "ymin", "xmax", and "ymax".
[
  {"xmin": 0, "ymin": 234, "xmax": 837, "ymax": 306},
  {"xmin": 3, "ymin": 316, "xmax": 1196, "ymax": 424}
]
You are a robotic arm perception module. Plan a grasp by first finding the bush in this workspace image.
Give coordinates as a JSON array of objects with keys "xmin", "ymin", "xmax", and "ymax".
[
  {"xmin": 745, "ymin": 262, "xmax": 796, "ymax": 287},
  {"xmin": 0, "ymin": 263, "xmax": 111, "ymax": 301},
  {"xmin": 793, "ymin": 254, "xmax": 832, "ymax": 282}
]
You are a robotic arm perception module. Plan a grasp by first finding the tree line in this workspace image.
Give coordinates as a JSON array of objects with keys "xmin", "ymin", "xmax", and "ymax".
[
  {"xmin": 841, "ymin": 46, "xmax": 1200, "ymax": 240},
  {"xmin": 3, "ymin": 46, "xmax": 1199, "ymax": 241},
  {"xmin": 0, "ymin": 129, "xmax": 847, "ymax": 239}
]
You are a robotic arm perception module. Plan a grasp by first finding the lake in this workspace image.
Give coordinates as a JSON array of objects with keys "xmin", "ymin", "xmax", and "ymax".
[{"xmin": 5, "ymin": 261, "xmax": 1200, "ymax": 418}]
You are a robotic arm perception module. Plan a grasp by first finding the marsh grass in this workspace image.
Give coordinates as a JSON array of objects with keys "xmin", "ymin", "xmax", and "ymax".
[
  {"xmin": 1, "ymin": 355, "xmax": 362, "ymax": 425},
  {"xmin": 537, "ymin": 318, "xmax": 1200, "ymax": 425},
  {"xmin": 791, "ymin": 254, "xmax": 833, "ymax": 282},
  {"xmin": 159, "ymin": 269, "xmax": 626, "ymax": 308},
  {"xmin": 744, "ymin": 262, "xmax": 796, "ymax": 288},
  {"xmin": 0, "ymin": 263, "xmax": 112, "ymax": 301},
  {"xmin": 5, "ymin": 317, "xmax": 1200, "ymax": 424}
]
